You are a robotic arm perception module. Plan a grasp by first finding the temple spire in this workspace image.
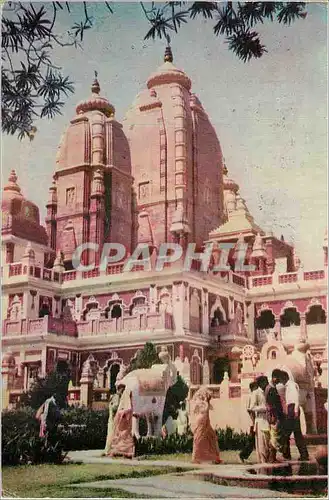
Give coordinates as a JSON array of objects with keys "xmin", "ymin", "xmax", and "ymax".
[
  {"xmin": 91, "ymin": 70, "xmax": 100, "ymax": 94},
  {"xmin": 164, "ymin": 45, "xmax": 173, "ymax": 63}
]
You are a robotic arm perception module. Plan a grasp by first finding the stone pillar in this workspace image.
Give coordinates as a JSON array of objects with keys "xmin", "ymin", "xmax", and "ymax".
[
  {"xmin": 22, "ymin": 291, "xmax": 30, "ymax": 318},
  {"xmin": 79, "ymin": 355, "xmax": 96, "ymax": 408},
  {"xmin": 300, "ymin": 314, "xmax": 307, "ymax": 341},
  {"xmin": 23, "ymin": 364, "xmax": 28, "ymax": 391},
  {"xmin": 2, "ymin": 353, "xmax": 16, "ymax": 409},
  {"xmin": 181, "ymin": 357, "xmax": 191, "ymax": 385},
  {"xmin": 203, "ymin": 359, "xmax": 210, "ymax": 384},
  {"xmin": 274, "ymin": 315, "xmax": 281, "ymax": 340},
  {"xmin": 229, "ymin": 350, "xmax": 241, "ymax": 383},
  {"xmin": 149, "ymin": 284, "xmax": 157, "ymax": 313},
  {"xmin": 53, "ymin": 295, "xmax": 61, "ymax": 318},
  {"xmin": 245, "ymin": 301, "xmax": 255, "ymax": 342},
  {"xmin": 172, "ymin": 281, "xmax": 189, "ymax": 334},
  {"xmin": 80, "ymin": 373, "xmax": 94, "ymax": 408},
  {"xmin": 2, "ymin": 294, "xmax": 9, "ymax": 320},
  {"xmin": 74, "ymin": 294, "xmax": 82, "ymax": 320},
  {"xmin": 30, "ymin": 290, "xmax": 38, "ymax": 319},
  {"xmin": 201, "ymin": 288, "xmax": 209, "ymax": 335},
  {"xmin": 228, "ymin": 296, "xmax": 234, "ymax": 320},
  {"xmin": 40, "ymin": 347, "xmax": 47, "ymax": 377}
]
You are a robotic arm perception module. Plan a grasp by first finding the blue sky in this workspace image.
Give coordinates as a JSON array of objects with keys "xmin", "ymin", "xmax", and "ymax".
[{"xmin": 2, "ymin": 2, "xmax": 327, "ymax": 268}]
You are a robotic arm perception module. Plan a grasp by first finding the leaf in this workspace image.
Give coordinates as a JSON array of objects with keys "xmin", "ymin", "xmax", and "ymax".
[
  {"xmin": 277, "ymin": 2, "xmax": 306, "ymax": 25},
  {"xmin": 226, "ymin": 29, "xmax": 267, "ymax": 62},
  {"xmin": 189, "ymin": 2, "xmax": 217, "ymax": 19}
]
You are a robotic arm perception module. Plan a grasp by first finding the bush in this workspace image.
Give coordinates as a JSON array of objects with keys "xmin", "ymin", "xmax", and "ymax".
[
  {"xmin": 2, "ymin": 406, "xmax": 249, "ymax": 466},
  {"xmin": 2, "ymin": 408, "xmax": 65, "ymax": 466},
  {"xmin": 60, "ymin": 406, "xmax": 108, "ymax": 451},
  {"xmin": 135, "ymin": 426, "xmax": 249, "ymax": 456}
]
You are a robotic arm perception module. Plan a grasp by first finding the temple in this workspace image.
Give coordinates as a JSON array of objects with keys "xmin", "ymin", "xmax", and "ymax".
[{"xmin": 2, "ymin": 48, "xmax": 327, "ymax": 434}]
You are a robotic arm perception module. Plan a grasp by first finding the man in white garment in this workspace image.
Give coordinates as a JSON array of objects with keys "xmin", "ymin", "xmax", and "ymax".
[
  {"xmin": 279, "ymin": 370, "xmax": 309, "ymax": 461},
  {"xmin": 250, "ymin": 376, "xmax": 270, "ymax": 463}
]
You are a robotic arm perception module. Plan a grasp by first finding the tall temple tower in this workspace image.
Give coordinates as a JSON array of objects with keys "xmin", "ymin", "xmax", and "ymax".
[
  {"xmin": 46, "ymin": 75, "xmax": 133, "ymax": 267},
  {"xmin": 124, "ymin": 47, "xmax": 224, "ymax": 249}
]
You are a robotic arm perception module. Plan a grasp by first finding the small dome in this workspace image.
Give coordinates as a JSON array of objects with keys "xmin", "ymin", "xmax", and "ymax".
[
  {"xmin": 2, "ymin": 170, "xmax": 48, "ymax": 245},
  {"xmin": 2, "ymin": 170, "xmax": 24, "ymax": 210},
  {"xmin": 75, "ymin": 75, "xmax": 115, "ymax": 117},
  {"xmin": 147, "ymin": 47, "xmax": 191, "ymax": 91}
]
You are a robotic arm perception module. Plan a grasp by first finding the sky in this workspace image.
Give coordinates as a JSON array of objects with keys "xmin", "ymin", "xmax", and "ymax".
[{"xmin": 2, "ymin": 2, "xmax": 328, "ymax": 268}]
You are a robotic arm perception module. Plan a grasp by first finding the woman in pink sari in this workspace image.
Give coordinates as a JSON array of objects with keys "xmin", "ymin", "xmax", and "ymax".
[
  {"xmin": 191, "ymin": 387, "xmax": 222, "ymax": 464},
  {"xmin": 106, "ymin": 384, "xmax": 135, "ymax": 459}
]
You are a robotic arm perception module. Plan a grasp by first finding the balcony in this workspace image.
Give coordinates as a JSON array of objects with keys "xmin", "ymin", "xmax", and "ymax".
[
  {"xmin": 209, "ymin": 324, "xmax": 229, "ymax": 337},
  {"xmin": 5, "ymin": 262, "xmax": 61, "ymax": 283},
  {"xmin": 76, "ymin": 312, "xmax": 173, "ymax": 338},
  {"xmin": 3, "ymin": 316, "xmax": 77, "ymax": 337},
  {"xmin": 250, "ymin": 269, "xmax": 326, "ymax": 289}
]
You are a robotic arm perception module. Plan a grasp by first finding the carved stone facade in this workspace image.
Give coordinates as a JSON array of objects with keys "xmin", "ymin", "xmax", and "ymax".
[{"xmin": 2, "ymin": 49, "xmax": 327, "ymax": 432}]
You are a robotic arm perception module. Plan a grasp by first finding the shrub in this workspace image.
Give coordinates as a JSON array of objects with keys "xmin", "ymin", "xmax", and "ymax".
[
  {"xmin": 60, "ymin": 406, "xmax": 108, "ymax": 451},
  {"xmin": 135, "ymin": 426, "xmax": 249, "ymax": 456},
  {"xmin": 2, "ymin": 408, "xmax": 65, "ymax": 466},
  {"xmin": 2, "ymin": 406, "xmax": 249, "ymax": 465}
]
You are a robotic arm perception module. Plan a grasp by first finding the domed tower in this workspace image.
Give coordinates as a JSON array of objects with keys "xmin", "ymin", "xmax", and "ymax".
[
  {"xmin": 124, "ymin": 46, "xmax": 224, "ymax": 248},
  {"xmin": 48, "ymin": 73, "xmax": 133, "ymax": 267},
  {"xmin": 2, "ymin": 170, "xmax": 48, "ymax": 264}
]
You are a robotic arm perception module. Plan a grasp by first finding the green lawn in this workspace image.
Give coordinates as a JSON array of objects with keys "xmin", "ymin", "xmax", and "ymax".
[
  {"xmin": 2, "ymin": 463, "xmax": 185, "ymax": 498},
  {"xmin": 140, "ymin": 450, "xmax": 258, "ymax": 464}
]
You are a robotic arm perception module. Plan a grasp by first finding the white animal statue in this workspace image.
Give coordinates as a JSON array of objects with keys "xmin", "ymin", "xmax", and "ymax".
[{"xmin": 117, "ymin": 346, "xmax": 177, "ymax": 438}]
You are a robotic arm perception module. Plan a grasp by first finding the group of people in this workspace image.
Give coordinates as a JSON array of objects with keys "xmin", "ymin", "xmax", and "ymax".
[
  {"xmin": 240, "ymin": 369, "xmax": 309, "ymax": 464},
  {"xmin": 35, "ymin": 367, "xmax": 310, "ymax": 466}
]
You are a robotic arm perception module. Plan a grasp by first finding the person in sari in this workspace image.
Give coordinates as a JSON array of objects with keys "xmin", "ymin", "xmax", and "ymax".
[
  {"xmin": 104, "ymin": 389, "xmax": 122, "ymax": 455},
  {"xmin": 191, "ymin": 387, "xmax": 222, "ymax": 464},
  {"xmin": 105, "ymin": 384, "xmax": 135, "ymax": 459}
]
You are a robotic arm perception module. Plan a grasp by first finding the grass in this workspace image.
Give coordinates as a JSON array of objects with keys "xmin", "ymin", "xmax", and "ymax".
[
  {"xmin": 140, "ymin": 450, "xmax": 258, "ymax": 464},
  {"xmin": 1, "ymin": 463, "xmax": 185, "ymax": 498}
]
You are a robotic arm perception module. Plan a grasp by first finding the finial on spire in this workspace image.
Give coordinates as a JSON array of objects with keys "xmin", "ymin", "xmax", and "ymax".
[
  {"xmin": 4, "ymin": 169, "xmax": 21, "ymax": 194},
  {"xmin": 164, "ymin": 45, "xmax": 173, "ymax": 63},
  {"xmin": 91, "ymin": 71, "xmax": 100, "ymax": 94}
]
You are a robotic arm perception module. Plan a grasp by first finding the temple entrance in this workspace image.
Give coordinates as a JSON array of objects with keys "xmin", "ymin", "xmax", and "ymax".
[{"xmin": 212, "ymin": 357, "xmax": 231, "ymax": 384}]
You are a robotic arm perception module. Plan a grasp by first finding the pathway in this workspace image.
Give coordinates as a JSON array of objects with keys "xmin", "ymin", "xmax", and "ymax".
[{"xmin": 67, "ymin": 450, "xmax": 294, "ymax": 498}]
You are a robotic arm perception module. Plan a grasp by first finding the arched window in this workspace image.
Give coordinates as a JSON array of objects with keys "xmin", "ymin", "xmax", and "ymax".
[
  {"xmin": 306, "ymin": 305, "xmax": 326, "ymax": 325},
  {"xmin": 271, "ymin": 350, "xmax": 277, "ymax": 360},
  {"xmin": 256, "ymin": 309, "xmax": 275, "ymax": 329},
  {"xmin": 105, "ymin": 300, "xmax": 123, "ymax": 319},
  {"xmin": 39, "ymin": 302, "xmax": 50, "ymax": 318},
  {"xmin": 280, "ymin": 307, "xmax": 300, "ymax": 327},
  {"xmin": 129, "ymin": 296, "xmax": 146, "ymax": 315},
  {"xmin": 212, "ymin": 357, "xmax": 230, "ymax": 384},
  {"xmin": 210, "ymin": 308, "xmax": 226, "ymax": 327},
  {"xmin": 111, "ymin": 304, "xmax": 122, "ymax": 319}
]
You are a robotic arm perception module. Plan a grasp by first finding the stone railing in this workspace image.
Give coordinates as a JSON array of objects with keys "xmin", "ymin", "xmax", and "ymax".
[
  {"xmin": 76, "ymin": 312, "xmax": 173, "ymax": 337},
  {"xmin": 189, "ymin": 381, "xmax": 241, "ymax": 401},
  {"xmin": 3, "ymin": 315, "xmax": 77, "ymax": 337},
  {"xmin": 256, "ymin": 323, "xmax": 327, "ymax": 346},
  {"xmin": 250, "ymin": 269, "xmax": 326, "ymax": 289},
  {"xmin": 209, "ymin": 324, "xmax": 229, "ymax": 337},
  {"xmin": 5, "ymin": 262, "xmax": 61, "ymax": 283}
]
